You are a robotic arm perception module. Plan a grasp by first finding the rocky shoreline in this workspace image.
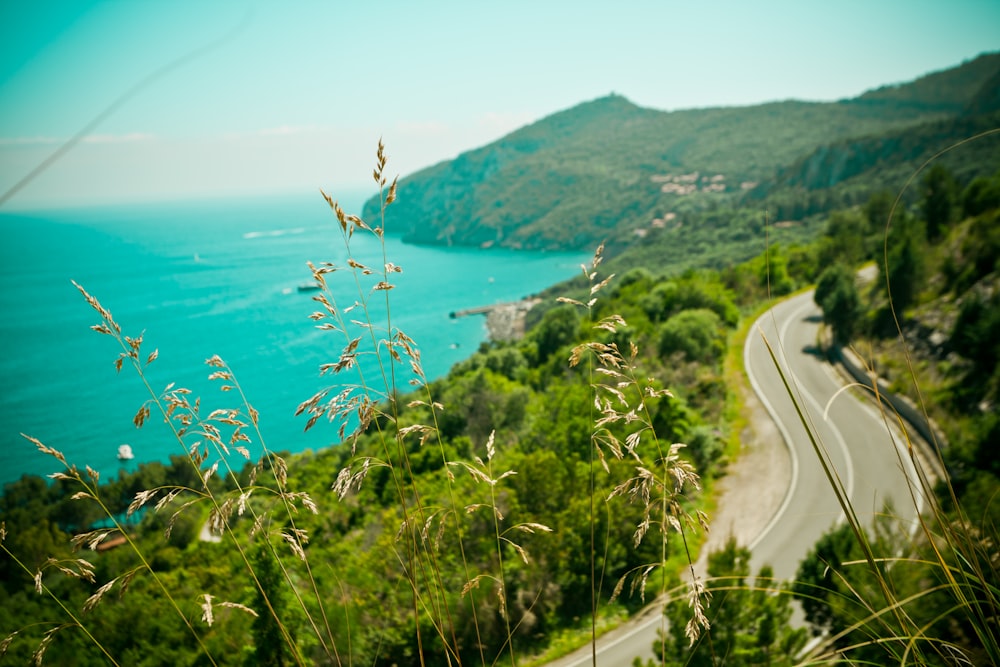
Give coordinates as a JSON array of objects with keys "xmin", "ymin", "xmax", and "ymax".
[{"xmin": 451, "ymin": 298, "xmax": 541, "ymax": 342}]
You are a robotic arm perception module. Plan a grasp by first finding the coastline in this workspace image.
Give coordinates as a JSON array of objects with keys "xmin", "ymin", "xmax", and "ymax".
[{"xmin": 450, "ymin": 298, "xmax": 541, "ymax": 343}]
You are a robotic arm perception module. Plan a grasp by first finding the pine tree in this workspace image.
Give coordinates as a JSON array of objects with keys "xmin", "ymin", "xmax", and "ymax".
[
  {"xmin": 248, "ymin": 543, "xmax": 292, "ymax": 667},
  {"xmin": 814, "ymin": 264, "xmax": 861, "ymax": 344}
]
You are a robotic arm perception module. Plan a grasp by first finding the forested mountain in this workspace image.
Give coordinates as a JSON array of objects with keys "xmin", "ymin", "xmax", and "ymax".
[
  {"xmin": 362, "ymin": 52, "xmax": 1000, "ymax": 255},
  {"xmin": 851, "ymin": 50, "xmax": 1000, "ymax": 112},
  {"xmin": 749, "ymin": 62, "xmax": 1000, "ymax": 208}
]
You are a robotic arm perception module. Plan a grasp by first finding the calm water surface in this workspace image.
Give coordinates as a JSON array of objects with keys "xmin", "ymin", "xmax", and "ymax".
[{"xmin": 0, "ymin": 194, "xmax": 587, "ymax": 487}]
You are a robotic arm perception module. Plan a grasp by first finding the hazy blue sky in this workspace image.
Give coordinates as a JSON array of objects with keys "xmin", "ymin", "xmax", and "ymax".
[{"xmin": 1, "ymin": 0, "xmax": 998, "ymax": 208}]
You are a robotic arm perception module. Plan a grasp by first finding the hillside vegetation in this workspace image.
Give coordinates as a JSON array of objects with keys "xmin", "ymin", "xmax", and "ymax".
[{"xmin": 364, "ymin": 52, "xmax": 1000, "ymax": 262}]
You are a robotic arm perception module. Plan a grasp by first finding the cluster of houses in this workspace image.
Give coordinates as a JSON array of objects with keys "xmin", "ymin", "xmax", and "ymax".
[
  {"xmin": 650, "ymin": 171, "xmax": 727, "ymax": 195},
  {"xmin": 631, "ymin": 172, "xmax": 761, "ymax": 238}
]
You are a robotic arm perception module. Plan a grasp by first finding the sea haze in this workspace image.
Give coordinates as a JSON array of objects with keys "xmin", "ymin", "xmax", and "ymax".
[{"xmin": 0, "ymin": 194, "xmax": 587, "ymax": 488}]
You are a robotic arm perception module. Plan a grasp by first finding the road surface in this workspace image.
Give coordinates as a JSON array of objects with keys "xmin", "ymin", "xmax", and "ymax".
[{"xmin": 547, "ymin": 289, "xmax": 923, "ymax": 666}]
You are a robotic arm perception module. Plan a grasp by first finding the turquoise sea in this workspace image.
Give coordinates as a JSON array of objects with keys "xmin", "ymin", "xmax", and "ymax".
[{"xmin": 0, "ymin": 194, "xmax": 587, "ymax": 488}]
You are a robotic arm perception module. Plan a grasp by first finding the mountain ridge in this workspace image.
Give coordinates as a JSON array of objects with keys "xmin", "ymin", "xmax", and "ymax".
[{"xmin": 363, "ymin": 52, "xmax": 1000, "ymax": 253}]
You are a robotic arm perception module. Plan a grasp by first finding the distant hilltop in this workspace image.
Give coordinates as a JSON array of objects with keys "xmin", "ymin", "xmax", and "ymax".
[{"xmin": 363, "ymin": 52, "xmax": 1000, "ymax": 263}]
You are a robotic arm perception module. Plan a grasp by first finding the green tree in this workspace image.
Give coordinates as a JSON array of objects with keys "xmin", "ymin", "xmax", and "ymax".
[
  {"xmin": 248, "ymin": 542, "xmax": 294, "ymax": 667},
  {"xmin": 794, "ymin": 521, "xmax": 858, "ymax": 636},
  {"xmin": 948, "ymin": 210, "xmax": 1000, "ymax": 293},
  {"xmin": 921, "ymin": 163, "xmax": 957, "ymax": 241},
  {"xmin": 527, "ymin": 304, "xmax": 579, "ymax": 363},
  {"xmin": 878, "ymin": 213, "xmax": 925, "ymax": 324},
  {"xmin": 685, "ymin": 425, "xmax": 725, "ymax": 480},
  {"xmin": 952, "ymin": 290, "xmax": 1000, "ymax": 369},
  {"xmin": 818, "ymin": 209, "xmax": 869, "ymax": 268},
  {"xmin": 962, "ymin": 172, "xmax": 1000, "ymax": 218},
  {"xmin": 759, "ymin": 244, "xmax": 795, "ymax": 297},
  {"xmin": 865, "ymin": 189, "xmax": 895, "ymax": 236},
  {"xmin": 650, "ymin": 537, "xmax": 804, "ymax": 666},
  {"xmin": 814, "ymin": 264, "xmax": 861, "ymax": 344},
  {"xmin": 437, "ymin": 367, "xmax": 531, "ymax": 443},
  {"xmin": 640, "ymin": 276, "xmax": 738, "ymax": 327},
  {"xmin": 950, "ymin": 289, "xmax": 1000, "ymax": 400},
  {"xmin": 658, "ymin": 309, "xmax": 726, "ymax": 365},
  {"xmin": 792, "ymin": 515, "xmax": 938, "ymax": 665}
]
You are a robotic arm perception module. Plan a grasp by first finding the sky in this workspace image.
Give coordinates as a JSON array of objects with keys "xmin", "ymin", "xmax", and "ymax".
[{"xmin": 1, "ymin": 0, "xmax": 998, "ymax": 209}]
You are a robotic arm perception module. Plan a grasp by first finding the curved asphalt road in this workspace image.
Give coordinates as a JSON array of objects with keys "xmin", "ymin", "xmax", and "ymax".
[{"xmin": 548, "ymin": 289, "xmax": 923, "ymax": 666}]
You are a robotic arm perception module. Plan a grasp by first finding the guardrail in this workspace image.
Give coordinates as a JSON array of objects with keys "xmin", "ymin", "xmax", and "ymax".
[{"xmin": 830, "ymin": 343, "xmax": 948, "ymax": 482}]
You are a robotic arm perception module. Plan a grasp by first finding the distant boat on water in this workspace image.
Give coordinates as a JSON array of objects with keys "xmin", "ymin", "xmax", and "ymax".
[
  {"xmin": 117, "ymin": 444, "xmax": 134, "ymax": 461},
  {"xmin": 297, "ymin": 282, "xmax": 322, "ymax": 292}
]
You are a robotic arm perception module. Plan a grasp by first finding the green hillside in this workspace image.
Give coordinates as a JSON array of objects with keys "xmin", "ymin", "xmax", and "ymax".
[
  {"xmin": 609, "ymin": 108, "xmax": 1000, "ymax": 276},
  {"xmin": 362, "ymin": 52, "xmax": 1000, "ymax": 254},
  {"xmin": 749, "ymin": 58, "xmax": 1000, "ymax": 208}
]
